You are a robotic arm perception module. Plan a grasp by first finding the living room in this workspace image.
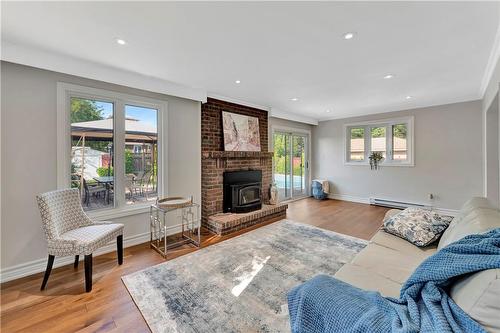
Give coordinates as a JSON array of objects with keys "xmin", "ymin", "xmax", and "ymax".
[{"xmin": 1, "ymin": 2, "xmax": 500, "ymax": 333}]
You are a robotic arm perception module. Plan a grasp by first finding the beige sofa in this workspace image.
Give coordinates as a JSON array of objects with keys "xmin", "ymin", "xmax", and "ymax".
[{"xmin": 334, "ymin": 197, "xmax": 500, "ymax": 332}]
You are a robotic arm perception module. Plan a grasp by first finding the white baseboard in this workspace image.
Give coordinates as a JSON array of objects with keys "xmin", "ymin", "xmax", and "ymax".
[
  {"xmin": 328, "ymin": 193, "xmax": 459, "ymax": 216},
  {"xmin": 0, "ymin": 232, "xmax": 149, "ymax": 283},
  {"xmin": 328, "ymin": 194, "xmax": 370, "ymax": 204},
  {"xmin": 0, "ymin": 216, "xmax": 199, "ymax": 284}
]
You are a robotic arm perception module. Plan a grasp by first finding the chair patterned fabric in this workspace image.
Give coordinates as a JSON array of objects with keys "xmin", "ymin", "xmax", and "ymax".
[
  {"xmin": 58, "ymin": 223, "xmax": 123, "ymax": 255},
  {"xmin": 37, "ymin": 188, "xmax": 124, "ymax": 256}
]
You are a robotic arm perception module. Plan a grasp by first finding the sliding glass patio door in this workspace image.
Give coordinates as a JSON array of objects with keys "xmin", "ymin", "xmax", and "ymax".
[
  {"xmin": 273, "ymin": 131, "xmax": 309, "ymax": 201},
  {"xmin": 292, "ymin": 134, "xmax": 307, "ymax": 198}
]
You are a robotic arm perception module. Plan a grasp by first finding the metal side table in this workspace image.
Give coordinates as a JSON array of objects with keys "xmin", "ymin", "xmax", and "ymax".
[{"xmin": 150, "ymin": 197, "xmax": 201, "ymax": 258}]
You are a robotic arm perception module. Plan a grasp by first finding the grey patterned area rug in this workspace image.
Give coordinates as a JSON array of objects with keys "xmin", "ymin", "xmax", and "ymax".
[{"xmin": 122, "ymin": 220, "xmax": 367, "ymax": 333}]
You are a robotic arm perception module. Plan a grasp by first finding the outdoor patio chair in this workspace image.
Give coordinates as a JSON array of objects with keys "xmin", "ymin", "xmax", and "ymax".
[
  {"xmin": 82, "ymin": 178, "xmax": 107, "ymax": 206},
  {"xmin": 36, "ymin": 188, "xmax": 124, "ymax": 292},
  {"xmin": 124, "ymin": 174, "xmax": 141, "ymax": 200},
  {"xmin": 135, "ymin": 170, "xmax": 145, "ymax": 181},
  {"xmin": 139, "ymin": 170, "xmax": 153, "ymax": 198}
]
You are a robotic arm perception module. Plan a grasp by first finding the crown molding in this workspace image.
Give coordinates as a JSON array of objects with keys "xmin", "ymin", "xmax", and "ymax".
[
  {"xmin": 207, "ymin": 93, "xmax": 271, "ymax": 112},
  {"xmin": 207, "ymin": 93, "xmax": 320, "ymax": 125},
  {"xmin": 270, "ymin": 108, "xmax": 318, "ymax": 125},
  {"xmin": 1, "ymin": 41, "xmax": 207, "ymax": 102}
]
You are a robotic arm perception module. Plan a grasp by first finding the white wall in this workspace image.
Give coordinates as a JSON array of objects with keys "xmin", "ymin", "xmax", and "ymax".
[
  {"xmin": 481, "ymin": 52, "xmax": 500, "ymax": 207},
  {"xmin": 486, "ymin": 94, "xmax": 500, "ymax": 207},
  {"xmin": 312, "ymin": 100, "xmax": 483, "ymax": 211},
  {"xmin": 483, "ymin": 56, "xmax": 500, "ymax": 114},
  {"xmin": 268, "ymin": 117, "xmax": 314, "ymax": 150},
  {"xmin": 0, "ymin": 62, "xmax": 201, "ymax": 280}
]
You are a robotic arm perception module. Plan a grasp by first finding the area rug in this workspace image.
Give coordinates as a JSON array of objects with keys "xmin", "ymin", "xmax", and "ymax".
[{"xmin": 122, "ymin": 220, "xmax": 367, "ymax": 333}]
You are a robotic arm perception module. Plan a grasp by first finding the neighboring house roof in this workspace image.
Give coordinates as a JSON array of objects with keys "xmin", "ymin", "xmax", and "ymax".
[{"xmin": 350, "ymin": 137, "xmax": 407, "ymax": 152}]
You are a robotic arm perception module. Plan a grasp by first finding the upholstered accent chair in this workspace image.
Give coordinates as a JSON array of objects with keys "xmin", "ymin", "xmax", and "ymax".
[{"xmin": 36, "ymin": 188, "xmax": 124, "ymax": 292}]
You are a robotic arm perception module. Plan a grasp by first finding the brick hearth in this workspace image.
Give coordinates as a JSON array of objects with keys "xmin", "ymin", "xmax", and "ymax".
[
  {"xmin": 201, "ymin": 98, "xmax": 286, "ymax": 234},
  {"xmin": 206, "ymin": 203, "xmax": 288, "ymax": 235}
]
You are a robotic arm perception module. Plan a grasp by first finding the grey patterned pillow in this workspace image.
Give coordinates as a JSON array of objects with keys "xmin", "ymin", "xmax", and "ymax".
[{"xmin": 383, "ymin": 207, "xmax": 453, "ymax": 247}]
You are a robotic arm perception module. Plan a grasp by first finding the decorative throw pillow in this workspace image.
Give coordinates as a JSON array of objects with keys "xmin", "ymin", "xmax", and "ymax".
[{"xmin": 383, "ymin": 207, "xmax": 454, "ymax": 247}]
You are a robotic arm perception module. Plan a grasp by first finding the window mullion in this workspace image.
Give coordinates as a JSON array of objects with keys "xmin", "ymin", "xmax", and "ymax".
[
  {"xmin": 365, "ymin": 125, "xmax": 370, "ymax": 161},
  {"xmin": 158, "ymin": 103, "xmax": 167, "ymax": 197},
  {"xmin": 114, "ymin": 100, "xmax": 126, "ymax": 208},
  {"xmin": 346, "ymin": 126, "xmax": 352, "ymax": 162},
  {"xmin": 386, "ymin": 125, "xmax": 392, "ymax": 163}
]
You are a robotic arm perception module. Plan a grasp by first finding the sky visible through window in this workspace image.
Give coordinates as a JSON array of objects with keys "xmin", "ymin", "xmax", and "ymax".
[
  {"xmin": 95, "ymin": 102, "xmax": 157, "ymax": 129},
  {"xmin": 94, "ymin": 101, "xmax": 113, "ymax": 119}
]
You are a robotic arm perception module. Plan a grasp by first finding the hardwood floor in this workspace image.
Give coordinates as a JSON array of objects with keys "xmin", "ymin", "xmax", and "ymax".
[
  {"xmin": 0, "ymin": 198, "xmax": 389, "ymax": 333},
  {"xmin": 286, "ymin": 198, "xmax": 390, "ymax": 240}
]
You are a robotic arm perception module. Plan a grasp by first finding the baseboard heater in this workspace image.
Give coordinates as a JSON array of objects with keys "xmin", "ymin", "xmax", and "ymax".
[{"xmin": 370, "ymin": 198, "xmax": 429, "ymax": 210}]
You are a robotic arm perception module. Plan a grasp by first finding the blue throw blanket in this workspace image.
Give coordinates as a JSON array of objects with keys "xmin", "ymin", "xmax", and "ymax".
[{"xmin": 288, "ymin": 229, "xmax": 500, "ymax": 333}]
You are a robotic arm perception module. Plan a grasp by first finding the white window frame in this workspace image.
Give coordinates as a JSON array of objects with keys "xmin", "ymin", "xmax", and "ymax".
[
  {"xmin": 57, "ymin": 82, "xmax": 168, "ymax": 219},
  {"xmin": 344, "ymin": 116, "xmax": 414, "ymax": 167}
]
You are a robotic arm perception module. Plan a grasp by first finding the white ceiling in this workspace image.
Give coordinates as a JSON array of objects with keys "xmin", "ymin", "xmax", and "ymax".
[{"xmin": 2, "ymin": 2, "xmax": 499, "ymax": 123}]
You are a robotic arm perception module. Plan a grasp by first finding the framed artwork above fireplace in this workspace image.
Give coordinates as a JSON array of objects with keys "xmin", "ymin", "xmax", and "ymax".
[{"xmin": 222, "ymin": 111, "xmax": 261, "ymax": 151}]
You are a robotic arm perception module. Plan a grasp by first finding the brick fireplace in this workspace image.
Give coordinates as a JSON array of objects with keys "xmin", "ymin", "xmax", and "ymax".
[{"xmin": 201, "ymin": 98, "xmax": 287, "ymax": 234}]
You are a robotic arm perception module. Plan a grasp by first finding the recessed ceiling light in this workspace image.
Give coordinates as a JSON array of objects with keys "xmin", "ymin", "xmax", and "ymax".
[
  {"xmin": 325, "ymin": 109, "xmax": 331, "ymax": 113},
  {"xmin": 343, "ymin": 32, "xmax": 355, "ymax": 40},
  {"xmin": 116, "ymin": 38, "xmax": 127, "ymax": 45},
  {"xmin": 291, "ymin": 98, "xmax": 298, "ymax": 101},
  {"xmin": 406, "ymin": 95, "xmax": 412, "ymax": 100},
  {"xmin": 235, "ymin": 80, "xmax": 241, "ymax": 84},
  {"xmin": 383, "ymin": 74, "xmax": 394, "ymax": 79}
]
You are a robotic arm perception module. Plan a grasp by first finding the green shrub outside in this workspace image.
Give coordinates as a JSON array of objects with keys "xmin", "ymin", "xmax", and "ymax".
[
  {"xmin": 96, "ymin": 151, "xmax": 135, "ymax": 177},
  {"xmin": 97, "ymin": 166, "xmax": 113, "ymax": 177}
]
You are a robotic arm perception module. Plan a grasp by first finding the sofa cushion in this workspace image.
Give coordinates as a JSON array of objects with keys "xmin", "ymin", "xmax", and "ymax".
[
  {"xmin": 384, "ymin": 209, "xmax": 401, "ymax": 220},
  {"xmin": 334, "ymin": 263, "xmax": 401, "ymax": 298},
  {"xmin": 438, "ymin": 208, "xmax": 500, "ymax": 250},
  {"xmin": 351, "ymin": 243, "xmax": 428, "ymax": 284},
  {"xmin": 450, "ymin": 269, "xmax": 500, "ymax": 333},
  {"xmin": 458, "ymin": 197, "xmax": 496, "ymax": 215},
  {"xmin": 371, "ymin": 230, "xmax": 437, "ymax": 257},
  {"xmin": 383, "ymin": 207, "xmax": 453, "ymax": 247},
  {"xmin": 438, "ymin": 197, "xmax": 497, "ymax": 249}
]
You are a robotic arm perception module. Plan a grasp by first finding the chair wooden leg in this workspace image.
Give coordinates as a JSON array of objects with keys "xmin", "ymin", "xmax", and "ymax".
[
  {"xmin": 41, "ymin": 255, "xmax": 55, "ymax": 290},
  {"xmin": 74, "ymin": 255, "xmax": 79, "ymax": 269},
  {"xmin": 117, "ymin": 235, "xmax": 123, "ymax": 265},
  {"xmin": 84, "ymin": 254, "xmax": 92, "ymax": 292}
]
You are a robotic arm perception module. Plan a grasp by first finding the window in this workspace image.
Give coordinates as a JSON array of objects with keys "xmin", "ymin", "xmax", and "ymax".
[
  {"xmin": 349, "ymin": 127, "xmax": 365, "ymax": 161},
  {"xmin": 71, "ymin": 98, "xmax": 115, "ymax": 210},
  {"xmin": 392, "ymin": 124, "xmax": 408, "ymax": 160},
  {"xmin": 58, "ymin": 83, "xmax": 167, "ymax": 216},
  {"xmin": 345, "ymin": 116, "xmax": 413, "ymax": 166},
  {"xmin": 124, "ymin": 105, "xmax": 158, "ymax": 206},
  {"xmin": 370, "ymin": 126, "xmax": 386, "ymax": 158}
]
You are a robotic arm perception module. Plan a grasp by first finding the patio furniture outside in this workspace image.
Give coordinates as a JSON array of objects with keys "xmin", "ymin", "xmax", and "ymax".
[
  {"xmin": 93, "ymin": 176, "xmax": 114, "ymax": 204},
  {"xmin": 83, "ymin": 178, "xmax": 107, "ymax": 206},
  {"xmin": 125, "ymin": 174, "xmax": 142, "ymax": 201},
  {"xmin": 71, "ymin": 115, "xmax": 158, "ymax": 211}
]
